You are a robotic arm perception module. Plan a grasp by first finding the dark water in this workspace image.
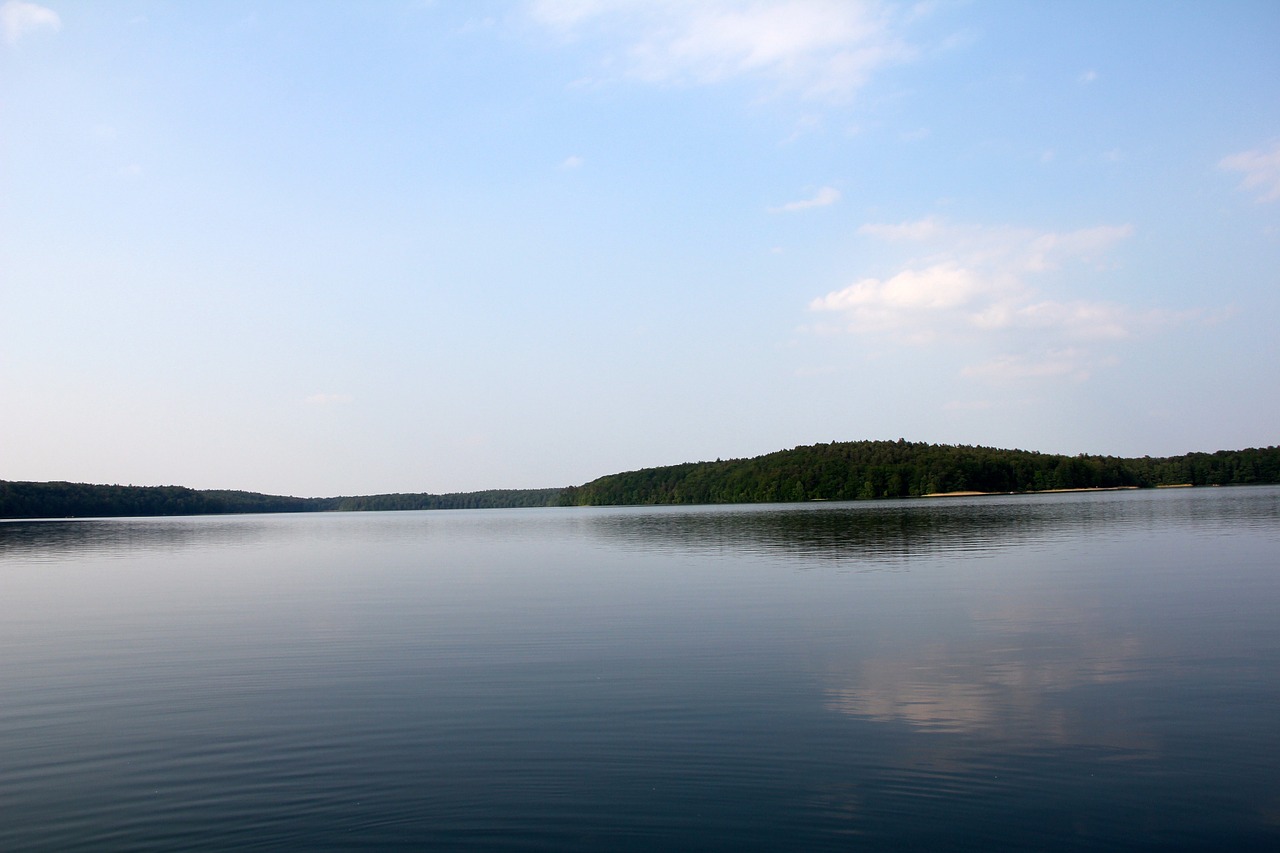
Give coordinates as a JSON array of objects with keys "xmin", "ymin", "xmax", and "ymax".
[{"xmin": 2, "ymin": 487, "xmax": 1278, "ymax": 851}]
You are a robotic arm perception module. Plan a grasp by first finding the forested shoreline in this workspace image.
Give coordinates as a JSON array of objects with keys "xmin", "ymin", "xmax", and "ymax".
[
  {"xmin": 561, "ymin": 441, "xmax": 1280, "ymax": 505},
  {"xmin": 2, "ymin": 441, "xmax": 1278, "ymax": 519},
  {"xmin": 0, "ymin": 483, "xmax": 564, "ymax": 520}
]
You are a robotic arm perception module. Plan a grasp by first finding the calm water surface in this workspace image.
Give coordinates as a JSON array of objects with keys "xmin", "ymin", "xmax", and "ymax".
[{"xmin": 2, "ymin": 488, "xmax": 1278, "ymax": 850}]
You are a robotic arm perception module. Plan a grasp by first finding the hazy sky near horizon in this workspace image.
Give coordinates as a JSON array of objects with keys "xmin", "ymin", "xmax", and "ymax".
[{"xmin": 3, "ymin": 0, "xmax": 1278, "ymax": 496}]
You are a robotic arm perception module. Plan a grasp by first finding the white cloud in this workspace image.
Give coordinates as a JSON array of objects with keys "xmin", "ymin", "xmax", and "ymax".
[
  {"xmin": 528, "ymin": 0, "xmax": 915, "ymax": 100},
  {"xmin": 772, "ymin": 185, "xmax": 840, "ymax": 212},
  {"xmin": 809, "ymin": 217, "xmax": 1165, "ymax": 380},
  {"xmin": 814, "ymin": 260, "xmax": 1006, "ymax": 345},
  {"xmin": 812, "ymin": 263, "xmax": 979, "ymax": 311},
  {"xmin": 2, "ymin": 1, "xmax": 60, "ymax": 44},
  {"xmin": 1078, "ymin": 69, "xmax": 1098, "ymax": 84},
  {"xmin": 560, "ymin": 154, "xmax": 584, "ymax": 169},
  {"xmin": 1220, "ymin": 141, "xmax": 1280, "ymax": 203}
]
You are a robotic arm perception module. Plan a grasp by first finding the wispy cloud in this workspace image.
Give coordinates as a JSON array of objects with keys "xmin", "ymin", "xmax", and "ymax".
[
  {"xmin": 961, "ymin": 350, "xmax": 1098, "ymax": 384},
  {"xmin": 852, "ymin": 217, "xmax": 1132, "ymax": 269},
  {"xmin": 1220, "ymin": 141, "xmax": 1280, "ymax": 203},
  {"xmin": 812, "ymin": 262, "xmax": 979, "ymax": 313},
  {"xmin": 772, "ymin": 185, "xmax": 840, "ymax": 212},
  {"xmin": 808, "ymin": 217, "xmax": 1188, "ymax": 382},
  {"xmin": 781, "ymin": 113, "xmax": 823, "ymax": 144},
  {"xmin": 857, "ymin": 215, "xmax": 943, "ymax": 241},
  {"xmin": 560, "ymin": 154, "xmax": 584, "ymax": 169},
  {"xmin": 1, "ymin": 1, "xmax": 60, "ymax": 44},
  {"xmin": 528, "ymin": 0, "xmax": 916, "ymax": 101},
  {"xmin": 1078, "ymin": 69, "xmax": 1098, "ymax": 84}
]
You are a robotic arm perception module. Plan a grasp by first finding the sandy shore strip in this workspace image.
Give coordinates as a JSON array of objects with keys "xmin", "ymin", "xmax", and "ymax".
[{"xmin": 922, "ymin": 486, "xmax": 1142, "ymax": 498}]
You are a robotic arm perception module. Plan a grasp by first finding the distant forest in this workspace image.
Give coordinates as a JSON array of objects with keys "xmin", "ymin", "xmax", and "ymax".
[
  {"xmin": 2, "ymin": 441, "xmax": 1278, "ymax": 519},
  {"xmin": 0, "ymin": 483, "xmax": 563, "ymax": 520},
  {"xmin": 560, "ymin": 441, "xmax": 1280, "ymax": 506}
]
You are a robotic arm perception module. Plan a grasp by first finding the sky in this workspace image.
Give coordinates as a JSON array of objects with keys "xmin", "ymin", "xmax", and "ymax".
[{"xmin": 2, "ymin": 0, "xmax": 1278, "ymax": 497}]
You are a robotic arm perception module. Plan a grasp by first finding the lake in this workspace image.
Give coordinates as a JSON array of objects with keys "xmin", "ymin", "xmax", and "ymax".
[{"xmin": 2, "ymin": 487, "xmax": 1278, "ymax": 851}]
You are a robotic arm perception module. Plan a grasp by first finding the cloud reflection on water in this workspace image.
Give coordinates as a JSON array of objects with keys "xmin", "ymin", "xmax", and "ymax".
[{"xmin": 583, "ymin": 488, "xmax": 1280, "ymax": 766}]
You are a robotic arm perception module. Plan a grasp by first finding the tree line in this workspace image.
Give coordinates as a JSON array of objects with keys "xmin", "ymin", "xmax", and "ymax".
[
  {"xmin": 2, "ymin": 441, "xmax": 1277, "ymax": 518},
  {"xmin": 0, "ymin": 482, "xmax": 563, "ymax": 520},
  {"xmin": 558, "ymin": 441, "xmax": 1280, "ymax": 506}
]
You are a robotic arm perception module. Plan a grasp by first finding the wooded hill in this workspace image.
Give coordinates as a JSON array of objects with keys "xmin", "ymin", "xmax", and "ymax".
[
  {"xmin": 560, "ymin": 441, "xmax": 1280, "ymax": 505},
  {"xmin": 2, "ymin": 441, "xmax": 1277, "ymax": 518}
]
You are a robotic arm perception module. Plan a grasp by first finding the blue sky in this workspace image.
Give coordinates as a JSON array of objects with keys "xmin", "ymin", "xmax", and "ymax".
[{"xmin": 2, "ymin": 0, "xmax": 1277, "ymax": 496}]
